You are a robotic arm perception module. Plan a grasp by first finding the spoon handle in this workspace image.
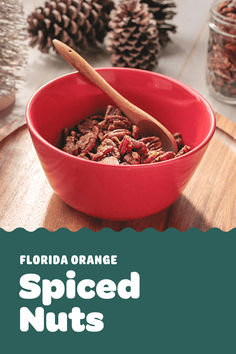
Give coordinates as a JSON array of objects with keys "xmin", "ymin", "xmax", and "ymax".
[
  {"xmin": 53, "ymin": 40, "xmax": 177, "ymax": 152},
  {"xmin": 53, "ymin": 40, "xmax": 144, "ymax": 121}
]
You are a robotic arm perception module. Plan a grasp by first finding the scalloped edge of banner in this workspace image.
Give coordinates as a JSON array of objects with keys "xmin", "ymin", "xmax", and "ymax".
[{"xmin": 0, "ymin": 227, "xmax": 235, "ymax": 234}]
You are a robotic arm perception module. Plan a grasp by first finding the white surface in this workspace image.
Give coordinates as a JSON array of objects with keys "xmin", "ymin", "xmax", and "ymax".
[{"xmin": 14, "ymin": 0, "xmax": 236, "ymax": 126}]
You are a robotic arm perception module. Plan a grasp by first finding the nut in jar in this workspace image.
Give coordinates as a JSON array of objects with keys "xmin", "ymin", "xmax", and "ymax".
[{"xmin": 207, "ymin": 1, "xmax": 236, "ymax": 104}]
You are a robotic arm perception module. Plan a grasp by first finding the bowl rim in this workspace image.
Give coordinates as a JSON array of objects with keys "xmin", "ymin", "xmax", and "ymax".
[{"xmin": 26, "ymin": 67, "xmax": 216, "ymax": 168}]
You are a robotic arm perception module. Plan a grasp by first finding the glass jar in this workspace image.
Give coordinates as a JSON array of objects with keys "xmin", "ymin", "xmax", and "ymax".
[{"xmin": 207, "ymin": 1, "xmax": 236, "ymax": 104}]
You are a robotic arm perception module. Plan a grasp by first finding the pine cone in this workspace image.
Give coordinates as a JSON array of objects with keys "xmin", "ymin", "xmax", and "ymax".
[
  {"xmin": 107, "ymin": 0, "xmax": 160, "ymax": 70},
  {"xmin": 27, "ymin": 0, "xmax": 114, "ymax": 53},
  {"xmin": 140, "ymin": 0, "xmax": 176, "ymax": 46}
]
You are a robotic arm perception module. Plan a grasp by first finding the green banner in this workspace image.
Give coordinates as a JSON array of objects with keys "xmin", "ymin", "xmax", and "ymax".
[{"xmin": 0, "ymin": 228, "xmax": 235, "ymax": 353}]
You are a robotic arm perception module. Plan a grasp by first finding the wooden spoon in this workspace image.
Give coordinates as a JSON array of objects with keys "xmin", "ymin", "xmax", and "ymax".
[{"xmin": 53, "ymin": 39, "xmax": 177, "ymax": 153}]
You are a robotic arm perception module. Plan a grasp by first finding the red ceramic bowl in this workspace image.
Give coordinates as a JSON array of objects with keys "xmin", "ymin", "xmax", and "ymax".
[{"xmin": 26, "ymin": 68, "xmax": 215, "ymax": 220}]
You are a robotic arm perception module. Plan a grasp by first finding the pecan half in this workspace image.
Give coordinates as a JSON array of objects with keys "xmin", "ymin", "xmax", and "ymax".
[
  {"xmin": 176, "ymin": 145, "xmax": 191, "ymax": 157},
  {"xmin": 102, "ymin": 129, "xmax": 131, "ymax": 140},
  {"xmin": 140, "ymin": 136, "xmax": 162, "ymax": 151},
  {"xmin": 123, "ymin": 151, "xmax": 141, "ymax": 165},
  {"xmin": 77, "ymin": 126, "xmax": 99, "ymax": 155},
  {"xmin": 63, "ymin": 136, "xmax": 79, "ymax": 155}
]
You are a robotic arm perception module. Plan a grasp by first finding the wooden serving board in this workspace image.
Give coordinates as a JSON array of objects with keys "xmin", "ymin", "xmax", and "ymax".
[{"xmin": 0, "ymin": 114, "xmax": 235, "ymax": 232}]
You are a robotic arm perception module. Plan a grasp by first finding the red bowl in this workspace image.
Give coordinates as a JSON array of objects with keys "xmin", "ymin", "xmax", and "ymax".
[{"xmin": 26, "ymin": 68, "xmax": 215, "ymax": 220}]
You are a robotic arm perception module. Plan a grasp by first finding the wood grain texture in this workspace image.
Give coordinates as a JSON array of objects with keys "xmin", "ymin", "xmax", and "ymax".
[
  {"xmin": 0, "ymin": 117, "xmax": 235, "ymax": 232},
  {"xmin": 216, "ymin": 112, "xmax": 236, "ymax": 140}
]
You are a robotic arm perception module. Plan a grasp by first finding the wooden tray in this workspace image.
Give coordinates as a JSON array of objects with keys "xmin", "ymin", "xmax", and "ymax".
[{"xmin": 0, "ymin": 115, "xmax": 235, "ymax": 232}]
